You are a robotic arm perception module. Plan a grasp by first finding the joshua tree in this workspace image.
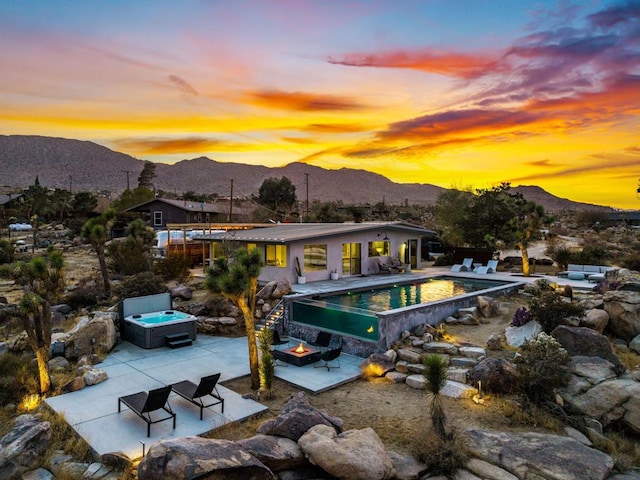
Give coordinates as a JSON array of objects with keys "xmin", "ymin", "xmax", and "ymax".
[
  {"xmin": 13, "ymin": 251, "xmax": 65, "ymax": 393},
  {"xmin": 423, "ymin": 354, "xmax": 449, "ymax": 438},
  {"xmin": 81, "ymin": 209, "xmax": 115, "ymax": 295},
  {"xmin": 205, "ymin": 247, "xmax": 263, "ymax": 390}
]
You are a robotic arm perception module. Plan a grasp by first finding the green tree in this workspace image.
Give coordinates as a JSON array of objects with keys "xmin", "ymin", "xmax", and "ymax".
[
  {"xmin": 204, "ymin": 247, "xmax": 263, "ymax": 390},
  {"xmin": 433, "ymin": 188, "xmax": 474, "ymax": 246},
  {"xmin": 423, "ymin": 354, "xmax": 448, "ymax": 438},
  {"xmin": 13, "ymin": 251, "xmax": 65, "ymax": 393},
  {"xmin": 257, "ymin": 177, "xmax": 297, "ymax": 221},
  {"xmin": 81, "ymin": 210, "xmax": 116, "ymax": 295},
  {"xmin": 137, "ymin": 161, "xmax": 157, "ymax": 191},
  {"xmin": 72, "ymin": 191, "xmax": 98, "ymax": 215},
  {"xmin": 108, "ymin": 219, "xmax": 155, "ymax": 275},
  {"xmin": 110, "ymin": 187, "xmax": 155, "ymax": 213}
]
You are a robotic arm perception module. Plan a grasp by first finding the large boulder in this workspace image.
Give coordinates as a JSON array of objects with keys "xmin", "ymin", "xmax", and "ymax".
[
  {"xmin": 505, "ymin": 321, "xmax": 542, "ymax": 348},
  {"xmin": 0, "ymin": 414, "xmax": 51, "ymax": 480},
  {"xmin": 170, "ymin": 284, "xmax": 193, "ymax": 300},
  {"xmin": 552, "ymin": 326, "xmax": 625, "ymax": 374},
  {"xmin": 61, "ymin": 314, "xmax": 117, "ymax": 360},
  {"xmin": 256, "ymin": 281, "xmax": 277, "ymax": 301},
  {"xmin": 604, "ymin": 290, "xmax": 640, "ymax": 341},
  {"xmin": 580, "ymin": 309, "xmax": 609, "ymax": 334},
  {"xmin": 464, "ymin": 429, "xmax": 614, "ymax": 480},
  {"xmin": 298, "ymin": 424, "xmax": 395, "ymax": 480},
  {"xmin": 469, "ymin": 357, "xmax": 519, "ymax": 394},
  {"xmin": 256, "ymin": 392, "xmax": 343, "ymax": 442},
  {"xmin": 138, "ymin": 436, "xmax": 275, "ymax": 480},
  {"xmin": 237, "ymin": 435, "xmax": 306, "ymax": 472},
  {"xmin": 476, "ymin": 296, "xmax": 500, "ymax": 318}
]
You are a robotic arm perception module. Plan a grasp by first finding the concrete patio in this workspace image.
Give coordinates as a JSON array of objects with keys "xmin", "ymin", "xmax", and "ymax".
[{"xmin": 45, "ymin": 335, "xmax": 362, "ymax": 460}]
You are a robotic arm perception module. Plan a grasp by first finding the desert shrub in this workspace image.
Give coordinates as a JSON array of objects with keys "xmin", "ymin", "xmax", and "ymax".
[
  {"xmin": 63, "ymin": 285, "xmax": 99, "ymax": 309},
  {"xmin": 0, "ymin": 352, "xmax": 39, "ymax": 406},
  {"xmin": 433, "ymin": 253, "xmax": 453, "ymax": 266},
  {"xmin": 522, "ymin": 278, "xmax": 555, "ymax": 296},
  {"xmin": 516, "ymin": 333, "xmax": 570, "ymax": 405},
  {"xmin": 511, "ymin": 306, "xmax": 532, "ymax": 327},
  {"xmin": 620, "ymin": 253, "xmax": 640, "ymax": 271},
  {"xmin": 0, "ymin": 263, "xmax": 13, "ymax": 279},
  {"xmin": 423, "ymin": 354, "xmax": 448, "ymax": 438},
  {"xmin": 528, "ymin": 290, "xmax": 584, "ymax": 334},
  {"xmin": 153, "ymin": 253, "xmax": 191, "ymax": 282},
  {"xmin": 546, "ymin": 245, "xmax": 573, "ymax": 271},
  {"xmin": 412, "ymin": 426, "xmax": 469, "ymax": 476},
  {"xmin": 500, "ymin": 399, "xmax": 564, "ymax": 431},
  {"xmin": 107, "ymin": 241, "xmax": 150, "ymax": 276},
  {"xmin": 0, "ymin": 239, "xmax": 14, "ymax": 264},
  {"xmin": 39, "ymin": 406, "xmax": 93, "ymax": 464},
  {"xmin": 115, "ymin": 272, "xmax": 167, "ymax": 299}
]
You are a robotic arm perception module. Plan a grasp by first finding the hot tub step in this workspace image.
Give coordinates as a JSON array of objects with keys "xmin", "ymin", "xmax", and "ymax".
[{"xmin": 165, "ymin": 332, "xmax": 192, "ymax": 348}]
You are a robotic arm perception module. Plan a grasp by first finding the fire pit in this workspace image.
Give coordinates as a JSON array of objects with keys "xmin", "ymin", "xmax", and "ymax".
[{"xmin": 272, "ymin": 342, "xmax": 322, "ymax": 367}]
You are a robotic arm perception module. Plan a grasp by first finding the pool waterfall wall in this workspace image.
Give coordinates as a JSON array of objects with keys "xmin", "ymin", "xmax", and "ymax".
[{"xmin": 285, "ymin": 280, "xmax": 523, "ymax": 356}]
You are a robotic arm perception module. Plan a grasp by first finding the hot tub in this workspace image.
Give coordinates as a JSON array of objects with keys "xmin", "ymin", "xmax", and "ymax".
[{"xmin": 123, "ymin": 310, "xmax": 197, "ymax": 349}]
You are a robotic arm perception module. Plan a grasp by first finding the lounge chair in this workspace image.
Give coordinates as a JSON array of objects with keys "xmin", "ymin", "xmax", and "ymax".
[
  {"xmin": 309, "ymin": 331, "xmax": 332, "ymax": 350},
  {"xmin": 475, "ymin": 260, "xmax": 499, "ymax": 274},
  {"xmin": 271, "ymin": 329, "xmax": 290, "ymax": 350},
  {"xmin": 314, "ymin": 347, "xmax": 342, "ymax": 371},
  {"xmin": 171, "ymin": 373, "xmax": 224, "ymax": 420},
  {"xmin": 118, "ymin": 385, "xmax": 176, "ymax": 437},
  {"xmin": 451, "ymin": 258, "xmax": 474, "ymax": 272}
]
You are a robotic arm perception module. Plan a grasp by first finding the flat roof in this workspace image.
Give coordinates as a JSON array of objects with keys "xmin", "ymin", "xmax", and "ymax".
[{"xmin": 193, "ymin": 222, "xmax": 436, "ymax": 243}]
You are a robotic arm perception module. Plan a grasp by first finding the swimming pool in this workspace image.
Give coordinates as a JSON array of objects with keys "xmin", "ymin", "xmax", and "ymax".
[{"xmin": 288, "ymin": 275, "xmax": 522, "ymax": 354}]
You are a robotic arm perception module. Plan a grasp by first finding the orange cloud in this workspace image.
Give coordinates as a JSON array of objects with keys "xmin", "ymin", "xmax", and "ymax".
[
  {"xmin": 111, "ymin": 137, "xmax": 243, "ymax": 155},
  {"xmin": 244, "ymin": 89, "xmax": 368, "ymax": 111}
]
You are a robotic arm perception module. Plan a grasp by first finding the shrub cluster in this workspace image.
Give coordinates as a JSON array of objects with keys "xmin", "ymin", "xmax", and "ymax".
[
  {"xmin": 153, "ymin": 253, "xmax": 192, "ymax": 282},
  {"xmin": 0, "ymin": 353, "xmax": 39, "ymax": 406},
  {"xmin": 114, "ymin": 271, "xmax": 167, "ymax": 300},
  {"xmin": 0, "ymin": 239, "xmax": 14, "ymax": 264},
  {"xmin": 528, "ymin": 290, "xmax": 584, "ymax": 334}
]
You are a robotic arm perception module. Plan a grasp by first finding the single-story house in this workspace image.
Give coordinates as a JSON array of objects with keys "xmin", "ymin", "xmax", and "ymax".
[
  {"xmin": 125, "ymin": 198, "xmax": 252, "ymax": 228},
  {"xmin": 193, "ymin": 222, "xmax": 438, "ymax": 284}
]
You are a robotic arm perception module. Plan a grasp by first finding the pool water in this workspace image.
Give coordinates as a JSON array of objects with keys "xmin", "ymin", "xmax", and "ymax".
[{"xmin": 318, "ymin": 276, "xmax": 509, "ymax": 312}]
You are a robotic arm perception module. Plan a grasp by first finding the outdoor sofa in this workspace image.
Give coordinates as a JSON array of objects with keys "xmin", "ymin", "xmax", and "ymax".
[{"xmin": 557, "ymin": 264, "xmax": 616, "ymax": 282}]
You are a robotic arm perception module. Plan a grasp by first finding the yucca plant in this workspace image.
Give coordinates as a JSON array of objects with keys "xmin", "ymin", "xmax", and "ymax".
[
  {"xmin": 256, "ymin": 327, "xmax": 275, "ymax": 399},
  {"xmin": 423, "ymin": 354, "xmax": 448, "ymax": 438}
]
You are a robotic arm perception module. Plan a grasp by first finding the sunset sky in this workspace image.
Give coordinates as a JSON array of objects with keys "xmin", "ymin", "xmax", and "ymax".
[{"xmin": 1, "ymin": 1, "xmax": 639, "ymax": 209}]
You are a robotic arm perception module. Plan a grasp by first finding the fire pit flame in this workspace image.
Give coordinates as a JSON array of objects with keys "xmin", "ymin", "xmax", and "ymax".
[{"xmin": 294, "ymin": 342, "xmax": 307, "ymax": 354}]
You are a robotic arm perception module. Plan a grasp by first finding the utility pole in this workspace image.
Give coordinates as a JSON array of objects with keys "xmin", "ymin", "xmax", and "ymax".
[
  {"xmin": 228, "ymin": 179, "xmax": 234, "ymax": 222},
  {"xmin": 68, "ymin": 174, "xmax": 73, "ymax": 193},
  {"xmin": 304, "ymin": 173, "xmax": 309, "ymax": 220},
  {"xmin": 122, "ymin": 170, "xmax": 133, "ymax": 190}
]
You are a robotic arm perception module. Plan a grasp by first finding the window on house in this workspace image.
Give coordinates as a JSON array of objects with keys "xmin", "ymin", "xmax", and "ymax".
[
  {"xmin": 153, "ymin": 211, "xmax": 162, "ymax": 226},
  {"xmin": 304, "ymin": 244, "xmax": 327, "ymax": 271},
  {"xmin": 368, "ymin": 240, "xmax": 389, "ymax": 257},
  {"xmin": 265, "ymin": 244, "xmax": 287, "ymax": 267}
]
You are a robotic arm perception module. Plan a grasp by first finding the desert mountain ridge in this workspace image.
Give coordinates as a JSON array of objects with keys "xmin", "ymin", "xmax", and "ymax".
[{"xmin": 0, "ymin": 134, "xmax": 612, "ymax": 212}]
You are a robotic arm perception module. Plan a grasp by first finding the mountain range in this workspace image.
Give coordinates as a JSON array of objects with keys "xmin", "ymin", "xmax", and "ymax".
[{"xmin": 0, "ymin": 135, "xmax": 610, "ymax": 212}]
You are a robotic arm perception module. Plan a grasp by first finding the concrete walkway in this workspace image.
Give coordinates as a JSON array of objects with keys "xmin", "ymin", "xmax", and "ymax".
[{"xmin": 45, "ymin": 335, "xmax": 362, "ymax": 460}]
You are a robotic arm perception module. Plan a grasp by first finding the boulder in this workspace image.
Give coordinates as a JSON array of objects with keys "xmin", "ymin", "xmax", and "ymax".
[
  {"xmin": 397, "ymin": 348, "xmax": 422, "ymax": 364},
  {"xmin": 82, "ymin": 368, "xmax": 108, "ymax": 386},
  {"xmin": 580, "ymin": 309, "xmax": 609, "ymax": 334},
  {"xmin": 505, "ymin": 321, "xmax": 542, "ymax": 348},
  {"xmin": 465, "ymin": 458, "xmax": 518, "ymax": 480},
  {"xmin": 469, "ymin": 358, "xmax": 519, "ymax": 394},
  {"xmin": 169, "ymin": 284, "xmax": 193, "ymax": 300},
  {"xmin": 552, "ymin": 325, "xmax": 625, "ymax": 374},
  {"xmin": 486, "ymin": 333, "xmax": 503, "ymax": 351},
  {"xmin": 566, "ymin": 356, "xmax": 617, "ymax": 385},
  {"xmin": 256, "ymin": 281, "xmax": 277, "ymax": 300},
  {"xmin": 48, "ymin": 356, "xmax": 70, "ymax": 372},
  {"xmin": 138, "ymin": 436, "xmax": 275, "ymax": 480},
  {"xmin": 440, "ymin": 380, "xmax": 476, "ymax": 399},
  {"xmin": 464, "ymin": 429, "xmax": 614, "ymax": 480},
  {"xmin": 61, "ymin": 315, "xmax": 116, "ymax": 360},
  {"xmin": 256, "ymin": 392, "xmax": 343, "ymax": 442},
  {"xmin": 603, "ymin": 290, "xmax": 640, "ymax": 341},
  {"xmin": 387, "ymin": 450, "xmax": 428, "ymax": 480},
  {"xmin": 271, "ymin": 278, "xmax": 292, "ymax": 299},
  {"xmin": 630, "ymin": 334, "xmax": 640, "ymax": 355},
  {"xmin": 477, "ymin": 296, "xmax": 500, "ymax": 317},
  {"xmin": 237, "ymin": 434, "xmax": 307, "ymax": 472},
  {"xmin": 385, "ymin": 372, "xmax": 408, "ymax": 383},
  {"xmin": 7, "ymin": 331, "xmax": 29, "ymax": 353},
  {"xmin": 22, "ymin": 467, "xmax": 55, "ymax": 480},
  {"xmin": 298, "ymin": 424, "xmax": 395, "ymax": 480},
  {"xmin": 0, "ymin": 414, "xmax": 51, "ymax": 480},
  {"xmin": 405, "ymin": 375, "xmax": 426, "ymax": 390},
  {"xmin": 423, "ymin": 342, "xmax": 458, "ymax": 355},
  {"xmin": 360, "ymin": 353, "xmax": 396, "ymax": 377},
  {"xmin": 459, "ymin": 346, "xmax": 485, "ymax": 359}
]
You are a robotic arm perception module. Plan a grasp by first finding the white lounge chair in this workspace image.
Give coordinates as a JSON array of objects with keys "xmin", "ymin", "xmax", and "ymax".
[
  {"xmin": 475, "ymin": 260, "xmax": 499, "ymax": 274},
  {"xmin": 451, "ymin": 258, "xmax": 474, "ymax": 272}
]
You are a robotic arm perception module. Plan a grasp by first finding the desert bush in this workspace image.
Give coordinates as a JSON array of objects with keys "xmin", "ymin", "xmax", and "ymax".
[
  {"xmin": 107, "ymin": 241, "xmax": 150, "ymax": 276},
  {"xmin": 412, "ymin": 425, "xmax": 469, "ymax": 476},
  {"xmin": 0, "ymin": 352, "xmax": 39, "ymax": 406},
  {"xmin": 0, "ymin": 263, "xmax": 13, "ymax": 279},
  {"xmin": 153, "ymin": 253, "xmax": 191, "ymax": 282},
  {"xmin": 63, "ymin": 285, "xmax": 100, "ymax": 309},
  {"xmin": 546, "ymin": 244, "xmax": 573, "ymax": 271},
  {"xmin": 528, "ymin": 290, "xmax": 584, "ymax": 334},
  {"xmin": 620, "ymin": 253, "xmax": 640, "ymax": 271},
  {"xmin": 516, "ymin": 333, "xmax": 570, "ymax": 405},
  {"xmin": 433, "ymin": 253, "xmax": 453, "ymax": 266},
  {"xmin": 500, "ymin": 399, "xmax": 564, "ymax": 431},
  {"xmin": 0, "ymin": 239, "xmax": 14, "ymax": 264},
  {"xmin": 423, "ymin": 354, "xmax": 448, "ymax": 438},
  {"xmin": 40, "ymin": 406, "xmax": 93, "ymax": 464},
  {"xmin": 115, "ymin": 272, "xmax": 167, "ymax": 299},
  {"xmin": 522, "ymin": 278, "xmax": 555, "ymax": 296}
]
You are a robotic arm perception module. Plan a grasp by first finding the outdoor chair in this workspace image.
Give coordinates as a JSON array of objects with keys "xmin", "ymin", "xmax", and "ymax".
[
  {"xmin": 117, "ymin": 385, "xmax": 176, "ymax": 437},
  {"xmin": 309, "ymin": 331, "xmax": 332, "ymax": 350},
  {"xmin": 451, "ymin": 258, "xmax": 474, "ymax": 272},
  {"xmin": 171, "ymin": 373, "xmax": 224, "ymax": 420},
  {"xmin": 271, "ymin": 329, "xmax": 290, "ymax": 350},
  {"xmin": 475, "ymin": 259, "xmax": 499, "ymax": 274},
  {"xmin": 314, "ymin": 346, "xmax": 342, "ymax": 371}
]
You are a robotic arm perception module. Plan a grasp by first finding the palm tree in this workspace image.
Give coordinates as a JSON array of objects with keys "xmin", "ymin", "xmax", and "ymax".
[
  {"xmin": 13, "ymin": 251, "xmax": 65, "ymax": 393},
  {"xmin": 423, "ymin": 354, "xmax": 448, "ymax": 438},
  {"xmin": 204, "ymin": 247, "xmax": 263, "ymax": 390},
  {"xmin": 81, "ymin": 209, "xmax": 115, "ymax": 295}
]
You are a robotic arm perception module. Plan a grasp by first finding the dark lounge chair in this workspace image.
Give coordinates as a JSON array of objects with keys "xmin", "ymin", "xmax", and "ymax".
[
  {"xmin": 309, "ymin": 331, "xmax": 332, "ymax": 350},
  {"xmin": 271, "ymin": 329, "xmax": 290, "ymax": 350},
  {"xmin": 171, "ymin": 373, "xmax": 224, "ymax": 420},
  {"xmin": 314, "ymin": 347, "xmax": 342, "ymax": 371},
  {"xmin": 118, "ymin": 385, "xmax": 176, "ymax": 437}
]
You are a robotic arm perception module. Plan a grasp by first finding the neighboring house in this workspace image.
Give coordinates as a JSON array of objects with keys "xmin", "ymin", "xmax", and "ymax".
[
  {"xmin": 193, "ymin": 222, "xmax": 438, "ymax": 284},
  {"xmin": 605, "ymin": 210, "xmax": 640, "ymax": 227},
  {"xmin": 0, "ymin": 193, "xmax": 23, "ymax": 209},
  {"xmin": 125, "ymin": 198, "xmax": 252, "ymax": 229}
]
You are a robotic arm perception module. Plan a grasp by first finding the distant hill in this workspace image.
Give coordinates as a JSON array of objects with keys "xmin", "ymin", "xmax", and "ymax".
[{"xmin": 0, "ymin": 135, "xmax": 611, "ymax": 212}]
